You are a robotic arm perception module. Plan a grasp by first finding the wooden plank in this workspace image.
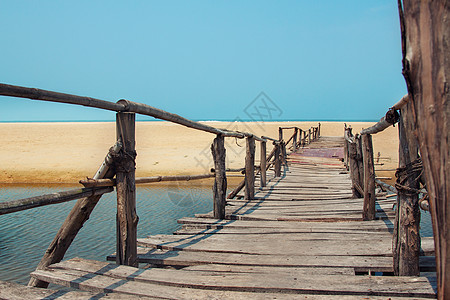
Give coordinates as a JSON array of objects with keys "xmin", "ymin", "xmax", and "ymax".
[
  {"xmin": 182, "ymin": 264, "xmax": 355, "ymax": 275},
  {"xmin": 137, "ymin": 235, "xmax": 394, "ymax": 256},
  {"xmin": 40, "ymin": 258, "xmax": 436, "ymax": 298},
  {"xmin": 111, "ymin": 248, "xmax": 434, "ymax": 272},
  {"xmin": 177, "ymin": 217, "xmax": 394, "ymax": 231},
  {"xmin": 0, "ymin": 280, "xmax": 148, "ymax": 300}
]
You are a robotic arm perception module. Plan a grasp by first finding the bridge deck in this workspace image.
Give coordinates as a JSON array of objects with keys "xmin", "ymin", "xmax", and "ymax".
[{"xmin": 27, "ymin": 136, "xmax": 437, "ymax": 299}]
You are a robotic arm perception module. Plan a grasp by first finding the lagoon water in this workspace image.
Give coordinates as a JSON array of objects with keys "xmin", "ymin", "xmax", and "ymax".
[
  {"xmin": 0, "ymin": 183, "xmax": 218, "ymax": 285},
  {"xmin": 0, "ymin": 183, "xmax": 433, "ymax": 285}
]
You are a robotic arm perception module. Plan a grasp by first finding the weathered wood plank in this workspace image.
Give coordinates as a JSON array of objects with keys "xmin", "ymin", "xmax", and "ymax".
[
  {"xmin": 0, "ymin": 280, "xmax": 148, "ymax": 300},
  {"xmin": 39, "ymin": 258, "xmax": 436, "ymax": 298}
]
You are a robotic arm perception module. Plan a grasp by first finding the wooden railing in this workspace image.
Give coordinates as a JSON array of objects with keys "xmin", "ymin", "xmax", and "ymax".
[
  {"xmin": 0, "ymin": 82, "xmax": 320, "ymax": 288},
  {"xmin": 344, "ymin": 94, "xmax": 429, "ymax": 278},
  {"xmin": 227, "ymin": 124, "xmax": 320, "ymax": 200}
]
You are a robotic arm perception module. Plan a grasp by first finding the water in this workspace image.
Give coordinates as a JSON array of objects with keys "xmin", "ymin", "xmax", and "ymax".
[
  {"xmin": 0, "ymin": 184, "xmax": 434, "ymax": 285},
  {"xmin": 0, "ymin": 182, "xmax": 220, "ymax": 285}
]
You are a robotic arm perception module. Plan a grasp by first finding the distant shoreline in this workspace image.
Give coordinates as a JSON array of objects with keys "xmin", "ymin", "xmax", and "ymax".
[
  {"xmin": 0, "ymin": 119, "xmax": 380, "ymax": 123},
  {"xmin": 0, "ymin": 121, "xmax": 398, "ymax": 184}
]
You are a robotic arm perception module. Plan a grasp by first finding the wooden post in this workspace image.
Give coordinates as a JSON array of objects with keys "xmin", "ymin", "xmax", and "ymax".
[
  {"xmin": 356, "ymin": 135, "xmax": 364, "ymax": 191},
  {"xmin": 348, "ymin": 141, "xmax": 363, "ymax": 198},
  {"xmin": 308, "ymin": 128, "xmax": 311, "ymax": 144},
  {"xmin": 274, "ymin": 142, "xmax": 281, "ymax": 177},
  {"xmin": 244, "ymin": 136, "xmax": 255, "ymax": 199},
  {"xmin": 293, "ymin": 128, "xmax": 298, "ymax": 151},
  {"xmin": 298, "ymin": 129, "xmax": 302, "ymax": 148},
  {"xmin": 28, "ymin": 143, "xmax": 120, "ymax": 288},
  {"xmin": 393, "ymin": 106, "xmax": 420, "ymax": 276},
  {"xmin": 400, "ymin": 2, "xmax": 449, "ymax": 297},
  {"xmin": 318, "ymin": 123, "xmax": 321, "ymax": 137},
  {"xmin": 278, "ymin": 127, "xmax": 283, "ymax": 142},
  {"xmin": 115, "ymin": 112, "xmax": 138, "ymax": 267},
  {"xmin": 281, "ymin": 141, "xmax": 287, "ymax": 166},
  {"xmin": 260, "ymin": 141, "xmax": 267, "ymax": 187},
  {"xmin": 362, "ymin": 134, "xmax": 376, "ymax": 221},
  {"xmin": 211, "ymin": 134, "xmax": 227, "ymax": 219}
]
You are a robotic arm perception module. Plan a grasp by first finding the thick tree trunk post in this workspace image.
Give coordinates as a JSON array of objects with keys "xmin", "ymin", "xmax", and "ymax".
[
  {"xmin": 293, "ymin": 128, "xmax": 298, "ymax": 151},
  {"xmin": 278, "ymin": 127, "xmax": 283, "ymax": 142},
  {"xmin": 260, "ymin": 141, "xmax": 267, "ymax": 187},
  {"xmin": 211, "ymin": 134, "xmax": 227, "ymax": 219},
  {"xmin": 274, "ymin": 142, "xmax": 281, "ymax": 177},
  {"xmin": 308, "ymin": 128, "xmax": 311, "ymax": 144},
  {"xmin": 362, "ymin": 134, "xmax": 376, "ymax": 221},
  {"xmin": 28, "ymin": 144, "xmax": 119, "ymax": 288},
  {"xmin": 400, "ymin": 2, "xmax": 449, "ymax": 297},
  {"xmin": 356, "ymin": 135, "xmax": 364, "ymax": 191},
  {"xmin": 348, "ymin": 141, "xmax": 363, "ymax": 198},
  {"xmin": 244, "ymin": 136, "xmax": 255, "ymax": 200},
  {"xmin": 393, "ymin": 107, "xmax": 421, "ymax": 276},
  {"xmin": 115, "ymin": 112, "xmax": 138, "ymax": 267}
]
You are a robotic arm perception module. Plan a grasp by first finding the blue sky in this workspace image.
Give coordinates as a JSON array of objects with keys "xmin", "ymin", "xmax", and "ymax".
[{"xmin": 1, "ymin": 1, "xmax": 406, "ymax": 122}]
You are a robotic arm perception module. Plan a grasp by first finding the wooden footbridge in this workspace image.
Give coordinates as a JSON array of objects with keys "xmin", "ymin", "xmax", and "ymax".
[{"xmin": 0, "ymin": 84, "xmax": 440, "ymax": 298}]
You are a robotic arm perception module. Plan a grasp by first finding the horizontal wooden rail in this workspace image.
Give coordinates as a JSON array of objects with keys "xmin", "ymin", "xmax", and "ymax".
[
  {"xmin": 360, "ymin": 95, "xmax": 408, "ymax": 135},
  {"xmin": 80, "ymin": 174, "xmax": 215, "ymax": 188},
  {"xmin": 0, "ymin": 187, "xmax": 113, "ymax": 215},
  {"xmin": 0, "ymin": 83, "xmax": 267, "ymax": 140},
  {"xmin": 261, "ymin": 136, "xmax": 279, "ymax": 142}
]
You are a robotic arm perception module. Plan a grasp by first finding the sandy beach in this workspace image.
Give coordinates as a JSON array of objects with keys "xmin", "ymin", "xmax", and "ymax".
[{"xmin": 0, "ymin": 121, "xmax": 398, "ymax": 184}]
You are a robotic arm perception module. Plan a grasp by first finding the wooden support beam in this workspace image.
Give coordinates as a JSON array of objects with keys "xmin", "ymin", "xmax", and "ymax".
[
  {"xmin": 115, "ymin": 112, "xmax": 138, "ymax": 267},
  {"xmin": 362, "ymin": 134, "xmax": 376, "ymax": 221},
  {"xmin": 244, "ymin": 136, "xmax": 255, "ymax": 200},
  {"xmin": 211, "ymin": 134, "xmax": 227, "ymax": 219},
  {"xmin": 393, "ymin": 106, "xmax": 421, "ymax": 276},
  {"xmin": 260, "ymin": 141, "xmax": 267, "ymax": 188},
  {"xmin": 318, "ymin": 123, "xmax": 321, "ymax": 137},
  {"xmin": 308, "ymin": 129, "xmax": 311, "ymax": 144},
  {"xmin": 28, "ymin": 143, "xmax": 119, "ymax": 288}
]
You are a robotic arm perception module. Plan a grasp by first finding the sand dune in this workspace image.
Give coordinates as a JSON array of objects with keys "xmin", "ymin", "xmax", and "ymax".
[{"xmin": 0, "ymin": 121, "xmax": 398, "ymax": 183}]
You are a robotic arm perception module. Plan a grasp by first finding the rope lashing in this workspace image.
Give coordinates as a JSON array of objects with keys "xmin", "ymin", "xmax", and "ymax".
[{"xmin": 395, "ymin": 158, "xmax": 423, "ymax": 196}]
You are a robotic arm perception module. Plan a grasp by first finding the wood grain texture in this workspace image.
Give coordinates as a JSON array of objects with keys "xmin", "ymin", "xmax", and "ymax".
[{"xmin": 401, "ymin": 1, "xmax": 449, "ymax": 297}]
